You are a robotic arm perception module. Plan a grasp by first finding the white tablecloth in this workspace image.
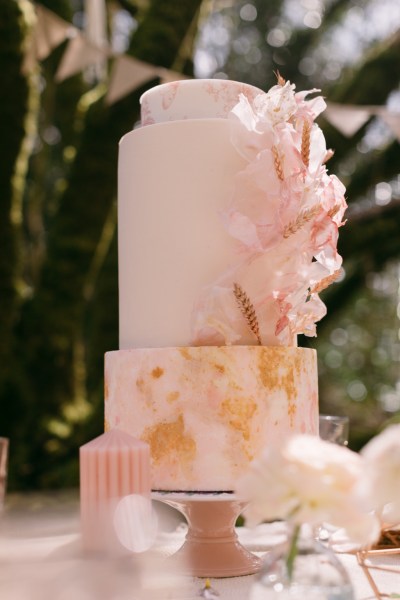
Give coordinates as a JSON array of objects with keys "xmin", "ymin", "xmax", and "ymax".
[{"xmin": 0, "ymin": 491, "xmax": 398, "ymax": 599}]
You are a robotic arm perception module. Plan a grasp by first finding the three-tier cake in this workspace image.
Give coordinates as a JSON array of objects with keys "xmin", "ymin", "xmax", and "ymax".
[{"xmin": 104, "ymin": 77, "xmax": 347, "ymax": 491}]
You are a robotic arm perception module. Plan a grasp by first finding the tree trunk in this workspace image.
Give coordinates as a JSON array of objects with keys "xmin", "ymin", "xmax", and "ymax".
[
  {"xmin": 0, "ymin": 0, "xmax": 36, "ymax": 382},
  {"xmin": 12, "ymin": 0, "xmax": 203, "ymax": 489}
]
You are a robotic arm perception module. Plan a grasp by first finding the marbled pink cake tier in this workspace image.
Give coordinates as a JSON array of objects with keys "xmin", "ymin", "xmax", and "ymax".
[{"xmin": 104, "ymin": 346, "xmax": 318, "ymax": 491}]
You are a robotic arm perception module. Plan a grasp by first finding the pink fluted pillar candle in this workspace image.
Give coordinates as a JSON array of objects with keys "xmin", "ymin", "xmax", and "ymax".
[{"xmin": 80, "ymin": 429, "xmax": 151, "ymax": 552}]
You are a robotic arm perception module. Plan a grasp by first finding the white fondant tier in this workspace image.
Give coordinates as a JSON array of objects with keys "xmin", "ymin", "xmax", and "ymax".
[
  {"xmin": 104, "ymin": 346, "xmax": 318, "ymax": 491},
  {"xmin": 119, "ymin": 119, "xmax": 250, "ymax": 349},
  {"xmin": 140, "ymin": 79, "xmax": 263, "ymax": 125}
]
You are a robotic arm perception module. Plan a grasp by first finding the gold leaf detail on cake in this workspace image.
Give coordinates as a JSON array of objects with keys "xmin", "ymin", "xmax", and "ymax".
[
  {"xmin": 233, "ymin": 283, "xmax": 262, "ymax": 345},
  {"xmin": 272, "ymin": 146, "xmax": 284, "ymax": 181},
  {"xmin": 274, "ymin": 70, "xmax": 286, "ymax": 86},
  {"xmin": 301, "ymin": 120, "xmax": 311, "ymax": 168},
  {"xmin": 258, "ymin": 347, "xmax": 299, "ymax": 401},
  {"xmin": 219, "ymin": 397, "xmax": 257, "ymax": 441},
  {"xmin": 136, "ymin": 377, "xmax": 145, "ymax": 392},
  {"xmin": 287, "ymin": 402, "xmax": 297, "ymax": 428},
  {"xmin": 283, "ymin": 204, "xmax": 320, "ymax": 238},
  {"xmin": 167, "ymin": 391, "xmax": 180, "ymax": 403},
  {"xmin": 151, "ymin": 366, "xmax": 164, "ymax": 379},
  {"xmin": 179, "ymin": 347, "xmax": 192, "ymax": 361},
  {"xmin": 310, "ymin": 269, "xmax": 341, "ymax": 294},
  {"xmin": 142, "ymin": 414, "xmax": 196, "ymax": 465}
]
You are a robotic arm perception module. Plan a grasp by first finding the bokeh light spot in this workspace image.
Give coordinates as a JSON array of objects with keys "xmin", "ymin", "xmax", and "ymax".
[{"xmin": 113, "ymin": 495, "xmax": 158, "ymax": 553}]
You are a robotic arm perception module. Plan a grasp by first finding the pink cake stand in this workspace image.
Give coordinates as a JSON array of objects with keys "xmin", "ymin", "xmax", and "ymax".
[{"xmin": 152, "ymin": 491, "xmax": 262, "ymax": 578}]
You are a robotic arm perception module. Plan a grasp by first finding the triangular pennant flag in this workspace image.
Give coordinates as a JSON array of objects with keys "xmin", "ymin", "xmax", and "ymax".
[
  {"xmin": 105, "ymin": 55, "xmax": 159, "ymax": 105},
  {"xmin": 55, "ymin": 32, "xmax": 110, "ymax": 82},
  {"xmin": 379, "ymin": 110, "xmax": 400, "ymax": 141},
  {"xmin": 159, "ymin": 68, "xmax": 190, "ymax": 84},
  {"xmin": 23, "ymin": 4, "xmax": 73, "ymax": 73},
  {"xmin": 325, "ymin": 102, "xmax": 372, "ymax": 137}
]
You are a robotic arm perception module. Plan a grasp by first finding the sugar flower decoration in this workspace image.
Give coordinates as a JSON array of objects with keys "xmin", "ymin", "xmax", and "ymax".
[
  {"xmin": 236, "ymin": 435, "xmax": 380, "ymax": 546},
  {"xmin": 358, "ymin": 424, "xmax": 400, "ymax": 525},
  {"xmin": 191, "ymin": 77, "xmax": 347, "ymax": 346}
]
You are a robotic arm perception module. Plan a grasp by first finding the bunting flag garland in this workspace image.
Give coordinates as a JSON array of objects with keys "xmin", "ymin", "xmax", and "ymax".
[
  {"xmin": 105, "ymin": 55, "xmax": 159, "ymax": 105},
  {"xmin": 22, "ymin": 4, "xmax": 72, "ymax": 73},
  {"xmin": 22, "ymin": 2, "xmax": 400, "ymax": 140},
  {"xmin": 379, "ymin": 111, "xmax": 400, "ymax": 141},
  {"xmin": 325, "ymin": 102, "xmax": 400, "ymax": 142},
  {"xmin": 324, "ymin": 102, "xmax": 372, "ymax": 137},
  {"xmin": 55, "ymin": 32, "xmax": 111, "ymax": 82}
]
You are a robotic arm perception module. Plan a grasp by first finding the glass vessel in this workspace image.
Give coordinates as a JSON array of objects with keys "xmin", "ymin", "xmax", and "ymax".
[
  {"xmin": 249, "ymin": 524, "xmax": 354, "ymax": 600},
  {"xmin": 319, "ymin": 415, "xmax": 349, "ymax": 446}
]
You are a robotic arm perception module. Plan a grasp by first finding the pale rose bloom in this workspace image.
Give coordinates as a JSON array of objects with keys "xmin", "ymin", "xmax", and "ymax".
[
  {"xmin": 236, "ymin": 435, "xmax": 379, "ymax": 546},
  {"xmin": 283, "ymin": 292, "xmax": 327, "ymax": 339},
  {"xmin": 223, "ymin": 159, "xmax": 330, "ymax": 256},
  {"xmin": 231, "ymin": 93, "xmax": 258, "ymax": 132},
  {"xmin": 337, "ymin": 510, "xmax": 381, "ymax": 547},
  {"xmin": 329, "ymin": 175, "xmax": 348, "ymax": 225},
  {"xmin": 191, "ymin": 250, "xmax": 312, "ymax": 346},
  {"xmin": 221, "ymin": 210, "xmax": 265, "ymax": 252},
  {"xmin": 308, "ymin": 126, "xmax": 328, "ymax": 173},
  {"xmin": 273, "ymin": 122, "xmax": 304, "ymax": 178},
  {"xmin": 318, "ymin": 173, "xmax": 347, "ymax": 226},
  {"xmin": 222, "ymin": 149, "xmax": 293, "ymax": 251},
  {"xmin": 254, "ymin": 82, "xmax": 298, "ymax": 125},
  {"xmin": 314, "ymin": 242, "xmax": 342, "ymax": 274},
  {"xmin": 232, "ymin": 149, "xmax": 282, "ymax": 203},
  {"xmin": 190, "ymin": 220, "xmax": 337, "ymax": 344},
  {"xmin": 295, "ymin": 89, "xmax": 327, "ymax": 121},
  {"xmin": 229, "ymin": 96, "xmax": 274, "ymax": 160},
  {"xmin": 191, "ymin": 283, "xmax": 246, "ymax": 346},
  {"xmin": 243, "ymin": 149, "xmax": 282, "ymax": 194},
  {"xmin": 358, "ymin": 425, "xmax": 400, "ymax": 524}
]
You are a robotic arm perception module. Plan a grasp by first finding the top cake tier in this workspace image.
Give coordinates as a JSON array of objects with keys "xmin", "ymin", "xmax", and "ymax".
[
  {"xmin": 140, "ymin": 79, "xmax": 263, "ymax": 125},
  {"xmin": 119, "ymin": 79, "xmax": 270, "ymax": 350}
]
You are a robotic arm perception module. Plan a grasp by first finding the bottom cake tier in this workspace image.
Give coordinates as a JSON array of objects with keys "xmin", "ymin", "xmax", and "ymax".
[{"xmin": 104, "ymin": 346, "xmax": 318, "ymax": 491}]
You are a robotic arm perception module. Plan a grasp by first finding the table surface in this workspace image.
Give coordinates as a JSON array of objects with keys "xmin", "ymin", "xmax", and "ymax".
[{"xmin": 0, "ymin": 490, "xmax": 398, "ymax": 599}]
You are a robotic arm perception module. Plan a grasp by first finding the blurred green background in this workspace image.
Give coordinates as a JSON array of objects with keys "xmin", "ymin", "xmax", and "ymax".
[{"xmin": 1, "ymin": 0, "xmax": 400, "ymax": 490}]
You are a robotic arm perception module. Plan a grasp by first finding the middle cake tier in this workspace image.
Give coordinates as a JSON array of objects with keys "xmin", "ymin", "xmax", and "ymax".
[
  {"xmin": 105, "ymin": 345, "xmax": 318, "ymax": 492},
  {"xmin": 119, "ymin": 118, "xmax": 252, "ymax": 350}
]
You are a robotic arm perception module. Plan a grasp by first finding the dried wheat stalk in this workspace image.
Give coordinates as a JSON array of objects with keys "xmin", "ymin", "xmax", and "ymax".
[
  {"xmin": 274, "ymin": 70, "xmax": 286, "ymax": 86},
  {"xmin": 310, "ymin": 269, "xmax": 341, "ymax": 294},
  {"xmin": 283, "ymin": 204, "xmax": 320, "ymax": 238},
  {"xmin": 327, "ymin": 204, "xmax": 340, "ymax": 219},
  {"xmin": 301, "ymin": 121, "xmax": 311, "ymax": 168},
  {"xmin": 233, "ymin": 283, "xmax": 262, "ymax": 345},
  {"xmin": 272, "ymin": 146, "xmax": 284, "ymax": 181}
]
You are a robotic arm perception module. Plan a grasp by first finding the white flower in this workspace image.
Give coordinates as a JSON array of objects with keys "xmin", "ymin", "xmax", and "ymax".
[
  {"xmin": 253, "ymin": 82, "xmax": 298, "ymax": 125},
  {"xmin": 359, "ymin": 424, "xmax": 400, "ymax": 524},
  {"xmin": 236, "ymin": 435, "xmax": 379, "ymax": 546}
]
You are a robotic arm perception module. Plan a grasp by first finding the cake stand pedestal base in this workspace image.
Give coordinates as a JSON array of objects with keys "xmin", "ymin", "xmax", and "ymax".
[{"xmin": 152, "ymin": 492, "xmax": 262, "ymax": 578}]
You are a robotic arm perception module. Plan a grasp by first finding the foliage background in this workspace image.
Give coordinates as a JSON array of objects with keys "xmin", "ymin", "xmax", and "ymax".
[{"xmin": 1, "ymin": 0, "xmax": 400, "ymax": 490}]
